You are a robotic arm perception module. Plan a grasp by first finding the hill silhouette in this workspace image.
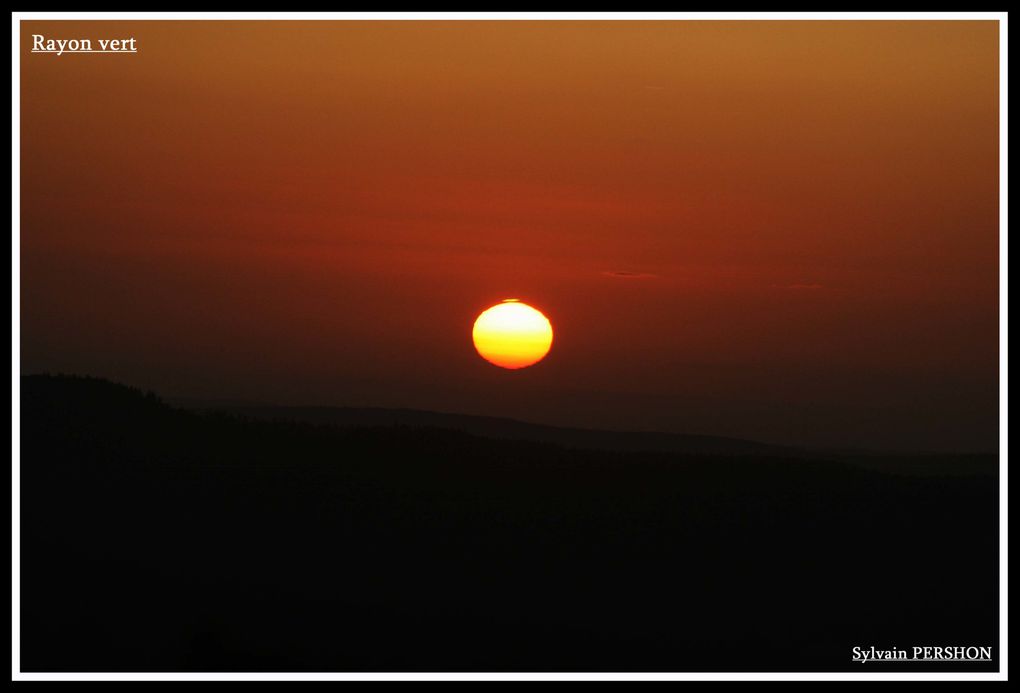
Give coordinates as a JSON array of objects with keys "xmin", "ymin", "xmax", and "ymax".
[
  {"xmin": 174, "ymin": 401, "xmax": 997, "ymax": 477},
  {"xmin": 20, "ymin": 375, "xmax": 999, "ymax": 672},
  {"xmin": 177, "ymin": 402, "xmax": 798, "ymax": 455}
]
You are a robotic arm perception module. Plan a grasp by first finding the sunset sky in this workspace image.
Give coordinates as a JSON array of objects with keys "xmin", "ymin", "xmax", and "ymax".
[{"xmin": 20, "ymin": 21, "xmax": 999, "ymax": 451}]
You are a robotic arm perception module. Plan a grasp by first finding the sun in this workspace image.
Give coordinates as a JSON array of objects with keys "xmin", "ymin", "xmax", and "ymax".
[{"xmin": 472, "ymin": 299, "xmax": 553, "ymax": 369}]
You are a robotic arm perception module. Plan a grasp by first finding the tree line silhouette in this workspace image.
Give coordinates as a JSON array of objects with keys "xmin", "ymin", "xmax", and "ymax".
[{"xmin": 20, "ymin": 375, "xmax": 998, "ymax": 672}]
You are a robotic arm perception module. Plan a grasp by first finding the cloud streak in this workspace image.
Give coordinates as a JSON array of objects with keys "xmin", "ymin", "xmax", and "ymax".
[{"xmin": 603, "ymin": 270, "xmax": 658, "ymax": 280}]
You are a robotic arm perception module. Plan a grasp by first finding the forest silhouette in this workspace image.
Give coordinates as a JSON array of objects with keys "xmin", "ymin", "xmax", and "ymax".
[{"xmin": 20, "ymin": 375, "xmax": 998, "ymax": 672}]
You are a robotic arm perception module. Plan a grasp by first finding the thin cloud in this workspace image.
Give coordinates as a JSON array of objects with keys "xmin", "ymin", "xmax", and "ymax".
[
  {"xmin": 604, "ymin": 270, "xmax": 658, "ymax": 280},
  {"xmin": 781, "ymin": 283, "xmax": 824, "ymax": 290}
]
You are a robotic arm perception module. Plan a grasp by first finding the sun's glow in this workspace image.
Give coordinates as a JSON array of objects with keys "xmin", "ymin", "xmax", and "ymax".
[{"xmin": 472, "ymin": 300, "xmax": 553, "ymax": 369}]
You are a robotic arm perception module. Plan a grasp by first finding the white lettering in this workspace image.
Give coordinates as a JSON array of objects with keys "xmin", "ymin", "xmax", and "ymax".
[{"xmin": 31, "ymin": 35, "xmax": 135, "ymax": 55}]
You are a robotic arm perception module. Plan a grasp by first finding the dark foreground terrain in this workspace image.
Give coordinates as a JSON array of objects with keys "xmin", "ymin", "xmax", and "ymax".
[{"xmin": 21, "ymin": 375, "xmax": 999, "ymax": 672}]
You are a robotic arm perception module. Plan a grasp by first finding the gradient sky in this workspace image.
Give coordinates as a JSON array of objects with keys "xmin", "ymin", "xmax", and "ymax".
[{"xmin": 20, "ymin": 21, "xmax": 1000, "ymax": 451}]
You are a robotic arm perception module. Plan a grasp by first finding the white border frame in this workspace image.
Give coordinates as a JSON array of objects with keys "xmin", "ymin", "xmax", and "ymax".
[{"xmin": 10, "ymin": 11, "xmax": 1008, "ymax": 682}]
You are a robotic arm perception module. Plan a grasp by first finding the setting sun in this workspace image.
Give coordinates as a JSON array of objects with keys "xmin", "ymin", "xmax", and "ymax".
[{"xmin": 472, "ymin": 300, "xmax": 553, "ymax": 369}]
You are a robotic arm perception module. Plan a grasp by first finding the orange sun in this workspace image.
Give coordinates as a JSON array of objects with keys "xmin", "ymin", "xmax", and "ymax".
[{"xmin": 472, "ymin": 300, "xmax": 553, "ymax": 369}]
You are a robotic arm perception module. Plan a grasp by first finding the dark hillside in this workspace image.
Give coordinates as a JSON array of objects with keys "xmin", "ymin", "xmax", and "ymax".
[{"xmin": 20, "ymin": 375, "xmax": 999, "ymax": 672}]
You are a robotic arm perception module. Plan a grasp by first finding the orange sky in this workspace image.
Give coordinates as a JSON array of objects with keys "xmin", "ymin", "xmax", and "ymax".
[{"xmin": 20, "ymin": 21, "xmax": 1000, "ymax": 451}]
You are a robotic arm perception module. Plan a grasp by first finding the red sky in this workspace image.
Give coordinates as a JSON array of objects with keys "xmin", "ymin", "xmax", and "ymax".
[{"xmin": 20, "ymin": 21, "xmax": 1000, "ymax": 451}]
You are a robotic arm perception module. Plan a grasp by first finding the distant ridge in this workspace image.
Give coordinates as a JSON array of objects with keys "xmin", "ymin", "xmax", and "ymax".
[
  {"xmin": 176, "ymin": 402, "xmax": 807, "ymax": 457},
  {"xmin": 24, "ymin": 375, "xmax": 995, "ymax": 475},
  {"xmin": 174, "ymin": 403, "xmax": 995, "ymax": 476}
]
